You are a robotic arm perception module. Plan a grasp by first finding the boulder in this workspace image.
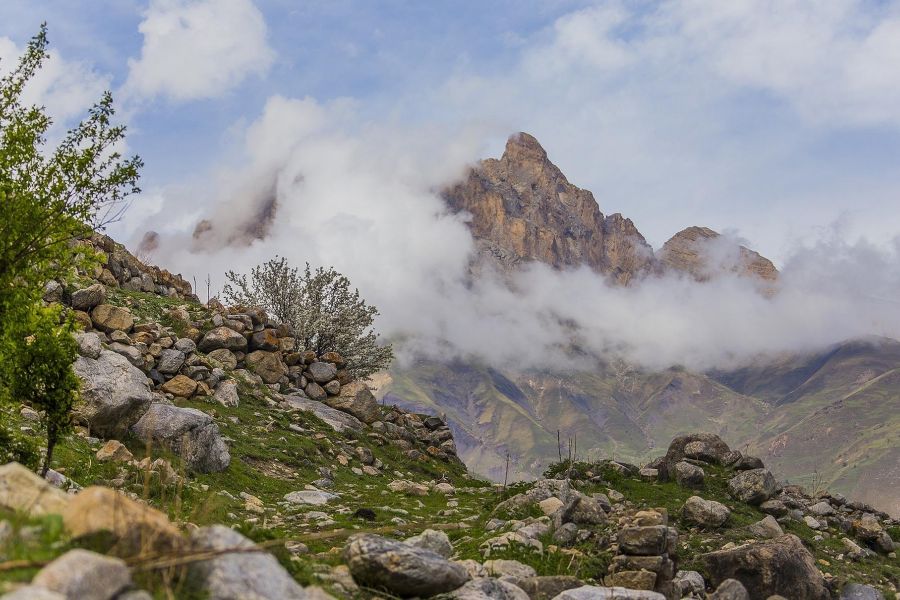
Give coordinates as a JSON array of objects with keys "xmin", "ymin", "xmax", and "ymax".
[
  {"xmin": 284, "ymin": 395, "xmax": 364, "ymax": 432},
  {"xmin": 674, "ymin": 462, "xmax": 705, "ymax": 489},
  {"xmin": 343, "ymin": 533, "xmax": 469, "ymax": 597},
  {"xmin": 174, "ymin": 337, "xmax": 197, "ymax": 353},
  {"xmin": 155, "ymin": 349, "xmax": 186, "ymax": 374},
  {"xmin": 31, "ymin": 549, "xmax": 131, "ymax": 600},
  {"xmin": 305, "ymin": 382, "xmax": 327, "ymax": 401},
  {"xmin": 308, "ymin": 361, "xmax": 338, "ymax": 383},
  {"xmin": 551, "ymin": 586, "xmax": 666, "ymax": 599},
  {"xmin": 95, "ymin": 440, "xmax": 133, "ymax": 463},
  {"xmin": 703, "ymin": 534, "xmax": 828, "ymax": 600},
  {"xmin": 483, "ymin": 559, "xmax": 536, "ymax": 580},
  {"xmin": 74, "ymin": 332, "xmax": 102, "ymax": 359},
  {"xmin": 189, "ymin": 525, "xmax": 309, "ymax": 600},
  {"xmin": 198, "ymin": 327, "xmax": 247, "ymax": 353},
  {"xmin": 746, "ymin": 515, "xmax": 783, "ymax": 539},
  {"xmin": 515, "ymin": 576, "xmax": 583, "ymax": 600},
  {"xmin": 709, "ymin": 579, "xmax": 749, "ymax": 600},
  {"xmin": 213, "ymin": 380, "xmax": 240, "ymax": 407},
  {"xmin": 131, "ymin": 403, "xmax": 230, "ymax": 473},
  {"xmin": 727, "ymin": 469, "xmax": 777, "ymax": 505},
  {"xmin": 62, "ymin": 486, "xmax": 184, "ymax": 556},
  {"xmin": 682, "ymin": 496, "xmax": 730, "ymax": 528},
  {"xmin": 159, "ymin": 374, "xmax": 198, "ymax": 398},
  {"xmin": 245, "ymin": 350, "xmax": 287, "ymax": 384},
  {"xmin": 0, "ymin": 462, "xmax": 70, "ymax": 516},
  {"xmin": 443, "ymin": 578, "xmax": 529, "ymax": 600},
  {"xmin": 90, "ymin": 304, "xmax": 134, "ymax": 333},
  {"xmin": 71, "ymin": 284, "xmax": 107, "ymax": 311},
  {"xmin": 207, "ymin": 348, "xmax": 238, "ymax": 369},
  {"xmin": 662, "ymin": 433, "xmax": 731, "ymax": 480},
  {"xmin": 617, "ymin": 526, "xmax": 668, "ymax": 556},
  {"xmin": 324, "ymin": 381, "xmax": 381, "ymax": 424},
  {"xmin": 249, "ymin": 328, "xmax": 280, "ymax": 352},
  {"xmin": 406, "ymin": 529, "xmax": 453, "ymax": 559},
  {"xmin": 840, "ymin": 583, "xmax": 886, "ymax": 600},
  {"xmin": 284, "ymin": 490, "xmax": 339, "ymax": 506},
  {"xmin": 73, "ymin": 350, "xmax": 154, "ymax": 438},
  {"xmin": 388, "ymin": 479, "xmax": 430, "ymax": 496}
]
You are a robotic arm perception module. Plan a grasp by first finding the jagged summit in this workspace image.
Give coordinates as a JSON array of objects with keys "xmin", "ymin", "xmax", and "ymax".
[{"xmin": 659, "ymin": 226, "xmax": 778, "ymax": 283}]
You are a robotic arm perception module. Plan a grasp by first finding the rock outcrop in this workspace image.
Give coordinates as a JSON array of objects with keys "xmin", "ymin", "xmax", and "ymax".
[{"xmin": 658, "ymin": 226, "xmax": 778, "ymax": 284}]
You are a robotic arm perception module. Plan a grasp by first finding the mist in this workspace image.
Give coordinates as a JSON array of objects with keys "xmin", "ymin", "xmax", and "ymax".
[{"xmin": 113, "ymin": 95, "xmax": 900, "ymax": 375}]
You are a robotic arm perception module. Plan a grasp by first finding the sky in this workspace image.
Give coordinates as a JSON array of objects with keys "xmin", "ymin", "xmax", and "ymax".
[{"xmin": 3, "ymin": 0, "xmax": 900, "ymax": 370}]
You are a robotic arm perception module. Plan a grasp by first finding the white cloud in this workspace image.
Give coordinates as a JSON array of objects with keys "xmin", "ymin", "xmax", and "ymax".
[
  {"xmin": 124, "ymin": 0, "xmax": 274, "ymax": 102},
  {"xmin": 0, "ymin": 36, "xmax": 111, "ymax": 126}
]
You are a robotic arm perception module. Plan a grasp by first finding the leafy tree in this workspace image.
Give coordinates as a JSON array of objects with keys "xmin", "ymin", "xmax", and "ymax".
[
  {"xmin": 0, "ymin": 25, "xmax": 141, "ymax": 474},
  {"xmin": 223, "ymin": 257, "xmax": 393, "ymax": 378}
]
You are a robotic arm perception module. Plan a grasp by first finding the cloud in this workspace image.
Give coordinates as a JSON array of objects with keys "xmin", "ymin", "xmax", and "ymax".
[
  {"xmin": 123, "ymin": 0, "xmax": 274, "ymax": 102},
  {"xmin": 0, "ymin": 36, "xmax": 111, "ymax": 126},
  {"xmin": 127, "ymin": 96, "xmax": 900, "ymax": 374}
]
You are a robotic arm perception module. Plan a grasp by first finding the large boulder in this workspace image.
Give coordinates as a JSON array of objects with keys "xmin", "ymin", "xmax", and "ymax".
[
  {"xmin": 71, "ymin": 284, "xmax": 107, "ymax": 311},
  {"xmin": 324, "ymin": 381, "xmax": 381, "ymax": 424},
  {"xmin": 90, "ymin": 304, "xmax": 134, "ymax": 333},
  {"xmin": 682, "ymin": 496, "xmax": 730, "ymax": 528},
  {"xmin": 551, "ymin": 586, "xmax": 666, "ymax": 599},
  {"xmin": 727, "ymin": 469, "xmax": 777, "ymax": 505},
  {"xmin": 284, "ymin": 395, "xmax": 364, "ymax": 432},
  {"xmin": 406, "ymin": 529, "xmax": 453, "ymax": 559},
  {"xmin": 248, "ymin": 328, "xmax": 280, "ymax": 352},
  {"xmin": 0, "ymin": 462, "xmax": 70, "ymax": 516},
  {"xmin": 245, "ymin": 350, "xmax": 288, "ymax": 384},
  {"xmin": 344, "ymin": 533, "xmax": 470, "ymax": 597},
  {"xmin": 198, "ymin": 327, "xmax": 247, "ymax": 353},
  {"xmin": 73, "ymin": 350, "xmax": 154, "ymax": 438},
  {"xmin": 131, "ymin": 404, "xmax": 230, "ymax": 473},
  {"xmin": 62, "ymin": 486, "xmax": 184, "ymax": 557},
  {"xmin": 661, "ymin": 433, "xmax": 731, "ymax": 481},
  {"xmin": 308, "ymin": 361, "xmax": 338, "ymax": 383},
  {"xmin": 31, "ymin": 549, "xmax": 131, "ymax": 600},
  {"xmin": 189, "ymin": 525, "xmax": 309, "ymax": 600},
  {"xmin": 703, "ymin": 534, "xmax": 828, "ymax": 600}
]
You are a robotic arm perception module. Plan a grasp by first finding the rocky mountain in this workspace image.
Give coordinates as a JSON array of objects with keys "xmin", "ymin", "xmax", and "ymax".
[{"xmin": 658, "ymin": 226, "xmax": 779, "ymax": 283}]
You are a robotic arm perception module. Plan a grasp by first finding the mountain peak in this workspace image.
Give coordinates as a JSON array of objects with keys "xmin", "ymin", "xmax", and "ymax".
[
  {"xmin": 502, "ymin": 132, "xmax": 548, "ymax": 164},
  {"xmin": 659, "ymin": 226, "xmax": 778, "ymax": 284}
]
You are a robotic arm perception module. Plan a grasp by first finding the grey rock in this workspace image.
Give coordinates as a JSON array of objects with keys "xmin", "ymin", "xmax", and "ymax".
[
  {"xmin": 406, "ymin": 529, "xmax": 453, "ymax": 559},
  {"xmin": 727, "ymin": 469, "xmax": 777, "ymax": 505},
  {"xmin": 32, "ymin": 549, "xmax": 130, "ymax": 600},
  {"xmin": 809, "ymin": 501, "xmax": 835, "ymax": 517},
  {"xmin": 747, "ymin": 515, "xmax": 783, "ymax": 539},
  {"xmin": 709, "ymin": 579, "xmax": 749, "ymax": 600},
  {"xmin": 674, "ymin": 462, "xmax": 705, "ymax": 489},
  {"xmin": 305, "ymin": 381, "xmax": 327, "ymax": 401},
  {"xmin": 131, "ymin": 403, "xmax": 230, "ymax": 473},
  {"xmin": 515, "ymin": 576, "xmax": 583, "ymax": 600},
  {"xmin": 198, "ymin": 327, "xmax": 247, "ymax": 353},
  {"xmin": 682, "ymin": 496, "xmax": 730, "ymax": 528},
  {"xmin": 284, "ymin": 490, "xmax": 339, "ymax": 506},
  {"xmin": 840, "ymin": 583, "xmax": 885, "ymax": 600},
  {"xmin": 71, "ymin": 283, "xmax": 107, "ymax": 311},
  {"xmin": 617, "ymin": 526, "xmax": 668, "ymax": 556},
  {"xmin": 156, "ymin": 348, "xmax": 186, "ymax": 374},
  {"xmin": 662, "ymin": 433, "xmax": 731, "ymax": 480},
  {"xmin": 759, "ymin": 499, "xmax": 788, "ymax": 517},
  {"xmin": 207, "ymin": 348, "xmax": 238, "ymax": 369},
  {"xmin": 550, "ymin": 586, "xmax": 665, "ymax": 599},
  {"xmin": 308, "ymin": 361, "xmax": 338, "ymax": 383},
  {"xmin": 344, "ymin": 533, "xmax": 469, "ymax": 597},
  {"xmin": 189, "ymin": 525, "xmax": 309, "ymax": 599},
  {"xmin": 73, "ymin": 350, "xmax": 154, "ymax": 438},
  {"xmin": 174, "ymin": 338, "xmax": 197, "ymax": 354},
  {"xmin": 107, "ymin": 342, "xmax": 142, "ymax": 367},
  {"xmin": 43, "ymin": 280, "xmax": 64, "ymax": 303},
  {"xmin": 443, "ymin": 578, "xmax": 529, "ymax": 600},
  {"xmin": 213, "ymin": 380, "xmax": 240, "ymax": 407},
  {"xmin": 324, "ymin": 381, "xmax": 381, "ymax": 424},
  {"xmin": 674, "ymin": 570, "xmax": 705, "ymax": 597},
  {"xmin": 733, "ymin": 455, "xmax": 765, "ymax": 470},
  {"xmin": 284, "ymin": 395, "xmax": 364, "ymax": 432},
  {"xmin": 74, "ymin": 332, "xmax": 102, "ymax": 359}
]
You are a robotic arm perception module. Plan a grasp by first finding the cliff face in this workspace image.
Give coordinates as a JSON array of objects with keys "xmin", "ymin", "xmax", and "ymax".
[
  {"xmin": 443, "ymin": 133, "xmax": 655, "ymax": 284},
  {"xmin": 659, "ymin": 226, "xmax": 778, "ymax": 283}
]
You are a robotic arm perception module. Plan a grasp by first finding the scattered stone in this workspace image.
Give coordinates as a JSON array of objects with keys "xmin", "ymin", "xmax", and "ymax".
[
  {"xmin": 73, "ymin": 350, "xmax": 154, "ymax": 438},
  {"xmin": 674, "ymin": 462, "xmax": 705, "ymax": 488},
  {"xmin": 682, "ymin": 496, "xmax": 730, "ymax": 528},
  {"xmin": 213, "ymin": 380, "xmax": 240, "ymax": 407},
  {"xmin": 444, "ymin": 578, "xmax": 529, "ymax": 600},
  {"xmin": 759, "ymin": 499, "xmax": 788, "ymax": 517},
  {"xmin": 308, "ymin": 361, "xmax": 338, "ymax": 383},
  {"xmin": 198, "ymin": 327, "xmax": 248, "ymax": 353},
  {"xmin": 90, "ymin": 304, "xmax": 134, "ymax": 333},
  {"xmin": 406, "ymin": 529, "xmax": 453, "ymax": 559},
  {"xmin": 809, "ymin": 501, "xmax": 835, "ymax": 517},
  {"xmin": 0, "ymin": 462, "xmax": 70, "ymax": 516},
  {"xmin": 207, "ymin": 348, "xmax": 238, "ymax": 369},
  {"xmin": 673, "ymin": 570, "xmax": 705, "ymax": 598},
  {"xmin": 747, "ymin": 515, "xmax": 783, "ymax": 539},
  {"xmin": 709, "ymin": 578, "xmax": 750, "ymax": 600},
  {"xmin": 155, "ymin": 349, "xmax": 186, "ymax": 374},
  {"xmin": 515, "ymin": 576, "xmax": 583, "ymax": 600},
  {"xmin": 617, "ymin": 526, "xmax": 668, "ymax": 556},
  {"xmin": 389, "ymin": 479, "xmax": 430, "ymax": 496},
  {"xmin": 160, "ymin": 374, "xmax": 198, "ymax": 397},
  {"xmin": 245, "ymin": 350, "xmax": 287, "ymax": 384},
  {"xmin": 840, "ymin": 583, "xmax": 886, "ymax": 600},
  {"xmin": 131, "ymin": 403, "xmax": 230, "ymax": 473},
  {"xmin": 95, "ymin": 440, "xmax": 133, "ymax": 463},
  {"xmin": 552, "ymin": 586, "xmax": 666, "ymax": 599},
  {"xmin": 74, "ymin": 332, "xmax": 102, "ymax": 359},
  {"xmin": 539, "ymin": 497, "xmax": 564, "ymax": 516},
  {"xmin": 189, "ymin": 525, "xmax": 309, "ymax": 600},
  {"xmin": 483, "ymin": 559, "xmax": 536, "ymax": 580},
  {"xmin": 727, "ymin": 469, "xmax": 777, "ymax": 505},
  {"xmin": 32, "ymin": 549, "xmax": 131, "ymax": 600},
  {"xmin": 284, "ymin": 396, "xmax": 364, "ymax": 432},
  {"xmin": 284, "ymin": 490, "xmax": 339, "ymax": 506},
  {"xmin": 343, "ymin": 533, "xmax": 470, "ymax": 597}
]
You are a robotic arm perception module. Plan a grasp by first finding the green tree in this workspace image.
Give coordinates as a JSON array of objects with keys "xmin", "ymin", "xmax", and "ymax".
[
  {"xmin": 223, "ymin": 257, "xmax": 394, "ymax": 378},
  {"xmin": 0, "ymin": 24, "xmax": 141, "ymax": 474}
]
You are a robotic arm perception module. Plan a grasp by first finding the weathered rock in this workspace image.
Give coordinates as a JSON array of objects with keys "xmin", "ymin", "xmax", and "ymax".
[
  {"xmin": 31, "ymin": 549, "xmax": 131, "ymax": 600},
  {"xmin": 324, "ymin": 381, "xmax": 381, "ymax": 424},
  {"xmin": 673, "ymin": 570, "xmax": 705, "ymax": 598},
  {"xmin": 198, "ymin": 327, "xmax": 247, "ymax": 353},
  {"xmin": 539, "ymin": 497, "xmax": 564, "ymax": 516},
  {"xmin": 0, "ymin": 462, "xmax": 70, "ymax": 516},
  {"xmin": 551, "ymin": 586, "xmax": 666, "ymax": 600},
  {"xmin": 659, "ymin": 226, "xmax": 778, "ymax": 284},
  {"xmin": 727, "ymin": 469, "xmax": 777, "ymax": 505},
  {"xmin": 682, "ymin": 496, "xmax": 730, "ymax": 528},
  {"xmin": 207, "ymin": 348, "xmax": 238, "ymax": 369},
  {"xmin": 90, "ymin": 304, "xmax": 134, "ymax": 333},
  {"xmin": 852, "ymin": 515, "xmax": 895, "ymax": 553},
  {"xmin": 709, "ymin": 579, "xmax": 750, "ymax": 600},
  {"xmin": 617, "ymin": 526, "xmax": 668, "ymax": 556},
  {"xmin": 344, "ymin": 533, "xmax": 469, "ymax": 597},
  {"xmin": 443, "ymin": 578, "xmax": 529, "ymax": 600},
  {"xmin": 284, "ymin": 395, "xmax": 364, "ymax": 432},
  {"xmin": 747, "ymin": 515, "xmax": 783, "ymax": 539},
  {"xmin": 840, "ymin": 583, "xmax": 886, "ymax": 600},
  {"xmin": 284, "ymin": 490, "xmax": 339, "ymax": 506},
  {"xmin": 515, "ymin": 576, "xmax": 583, "ymax": 600},
  {"xmin": 159, "ymin": 374, "xmax": 198, "ymax": 397},
  {"xmin": 75, "ymin": 332, "xmax": 102, "ymax": 359},
  {"xmin": 95, "ymin": 440, "xmax": 134, "ymax": 463},
  {"xmin": 155, "ymin": 349, "xmax": 186, "ymax": 374},
  {"xmin": 189, "ymin": 525, "xmax": 309, "ymax": 599},
  {"xmin": 305, "ymin": 381, "xmax": 327, "ymax": 401},
  {"xmin": 71, "ymin": 284, "xmax": 107, "ymax": 311},
  {"xmin": 107, "ymin": 342, "xmax": 142, "ymax": 366},
  {"xmin": 483, "ymin": 559, "xmax": 537, "ymax": 580},
  {"xmin": 674, "ymin": 461, "xmax": 705, "ymax": 489},
  {"xmin": 131, "ymin": 403, "xmax": 230, "ymax": 472},
  {"xmin": 733, "ymin": 455, "xmax": 764, "ymax": 470},
  {"xmin": 704, "ymin": 534, "xmax": 828, "ymax": 600},
  {"xmin": 759, "ymin": 499, "xmax": 788, "ymax": 517},
  {"xmin": 62, "ymin": 486, "xmax": 184, "ymax": 556},
  {"xmin": 308, "ymin": 361, "xmax": 338, "ymax": 383},
  {"xmin": 249, "ymin": 328, "xmax": 280, "ymax": 352},
  {"xmin": 388, "ymin": 479, "xmax": 430, "ymax": 496},
  {"xmin": 213, "ymin": 380, "xmax": 240, "ymax": 407},
  {"xmin": 245, "ymin": 350, "xmax": 287, "ymax": 384},
  {"xmin": 73, "ymin": 350, "xmax": 154, "ymax": 438},
  {"xmin": 406, "ymin": 529, "xmax": 453, "ymax": 559},
  {"xmin": 662, "ymin": 433, "xmax": 731, "ymax": 481}
]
